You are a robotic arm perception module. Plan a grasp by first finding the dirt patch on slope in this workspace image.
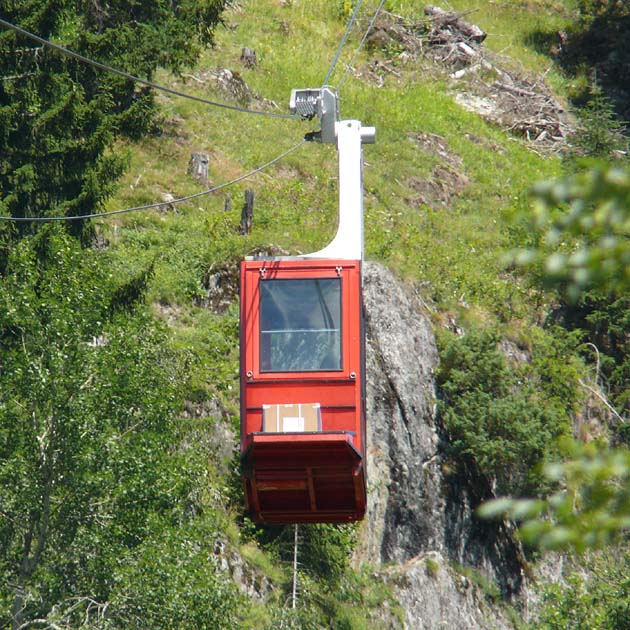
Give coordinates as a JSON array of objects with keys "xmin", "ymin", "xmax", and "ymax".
[{"xmin": 406, "ymin": 132, "xmax": 469, "ymax": 208}]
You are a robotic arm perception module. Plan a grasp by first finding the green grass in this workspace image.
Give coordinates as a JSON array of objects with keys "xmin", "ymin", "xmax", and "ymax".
[{"xmin": 100, "ymin": 0, "xmax": 576, "ymax": 324}]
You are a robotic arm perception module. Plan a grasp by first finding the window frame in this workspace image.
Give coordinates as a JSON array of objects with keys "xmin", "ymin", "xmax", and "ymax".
[{"xmin": 258, "ymin": 276, "xmax": 344, "ymax": 374}]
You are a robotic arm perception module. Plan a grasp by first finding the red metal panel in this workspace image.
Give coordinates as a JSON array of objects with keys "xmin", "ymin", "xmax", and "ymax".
[
  {"xmin": 242, "ymin": 433, "xmax": 366, "ymax": 523},
  {"xmin": 240, "ymin": 259, "xmax": 366, "ymax": 523}
]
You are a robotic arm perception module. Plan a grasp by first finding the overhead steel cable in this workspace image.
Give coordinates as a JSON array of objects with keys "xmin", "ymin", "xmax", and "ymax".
[
  {"xmin": 321, "ymin": 0, "xmax": 363, "ymax": 88},
  {"xmin": 0, "ymin": 140, "xmax": 307, "ymax": 222},
  {"xmin": 0, "ymin": 17, "xmax": 297, "ymax": 120},
  {"xmin": 0, "ymin": 1, "xmax": 374, "ymax": 224},
  {"xmin": 337, "ymin": 0, "xmax": 387, "ymax": 90}
]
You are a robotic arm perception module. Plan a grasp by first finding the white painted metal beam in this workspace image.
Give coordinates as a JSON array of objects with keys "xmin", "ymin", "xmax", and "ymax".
[{"xmin": 304, "ymin": 120, "xmax": 375, "ymax": 260}]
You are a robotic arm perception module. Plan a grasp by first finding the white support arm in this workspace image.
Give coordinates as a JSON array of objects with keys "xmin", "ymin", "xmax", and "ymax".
[{"xmin": 304, "ymin": 120, "xmax": 375, "ymax": 260}]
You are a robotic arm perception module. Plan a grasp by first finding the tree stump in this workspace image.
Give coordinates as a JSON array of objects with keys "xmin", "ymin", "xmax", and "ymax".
[
  {"xmin": 239, "ymin": 189, "xmax": 254, "ymax": 235},
  {"xmin": 240, "ymin": 47, "xmax": 257, "ymax": 68},
  {"xmin": 188, "ymin": 152, "xmax": 209, "ymax": 186}
]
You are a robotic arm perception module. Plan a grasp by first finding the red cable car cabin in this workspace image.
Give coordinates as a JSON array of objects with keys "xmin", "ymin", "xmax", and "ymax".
[{"xmin": 240, "ymin": 258, "xmax": 366, "ymax": 524}]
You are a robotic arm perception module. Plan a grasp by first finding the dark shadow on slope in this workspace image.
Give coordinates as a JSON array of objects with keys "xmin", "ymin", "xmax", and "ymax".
[
  {"xmin": 442, "ymin": 455, "xmax": 526, "ymax": 600},
  {"xmin": 524, "ymin": 7, "xmax": 630, "ymax": 121}
]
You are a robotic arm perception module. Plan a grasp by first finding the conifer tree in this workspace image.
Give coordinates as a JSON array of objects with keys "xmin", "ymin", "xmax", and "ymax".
[
  {"xmin": 0, "ymin": 4, "xmax": 240, "ymax": 628},
  {"xmin": 0, "ymin": 0, "xmax": 224, "ymax": 257}
]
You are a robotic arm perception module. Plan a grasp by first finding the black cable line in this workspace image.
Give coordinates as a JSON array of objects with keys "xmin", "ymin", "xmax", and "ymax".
[
  {"xmin": 0, "ymin": 1, "xmax": 370, "ymax": 224},
  {"xmin": 337, "ymin": 0, "xmax": 387, "ymax": 90},
  {"xmin": 0, "ymin": 140, "xmax": 307, "ymax": 222},
  {"xmin": 0, "ymin": 17, "xmax": 297, "ymax": 120},
  {"xmin": 321, "ymin": 0, "xmax": 364, "ymax": 88}
]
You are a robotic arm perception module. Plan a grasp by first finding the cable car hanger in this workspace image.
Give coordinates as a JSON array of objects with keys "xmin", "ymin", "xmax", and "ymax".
[{"xmin": 282, "ymin": 87, "xmax": 376, "ymax": 261}]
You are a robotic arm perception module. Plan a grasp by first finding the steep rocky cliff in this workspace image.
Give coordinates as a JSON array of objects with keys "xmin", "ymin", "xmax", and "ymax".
[
  {"xmin": 209, "ymin": 261, "xmax": 556, "ymax": 627},
  {"xmin": 357, "ymin": 262, "xmax": 523, "ymax": 628}
]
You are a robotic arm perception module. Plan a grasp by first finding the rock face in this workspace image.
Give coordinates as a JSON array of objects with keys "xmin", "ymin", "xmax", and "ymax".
[
  {"xmin": 359, "ymin": 262, "xmax": 443, "ymax": 564},
  {"xmin": 358, "ymin": 262, "xmax": 523, "ymax": 628},
  {"xmin": 385, "ymin": 553, "xmax": 512, "ymax": 630}
]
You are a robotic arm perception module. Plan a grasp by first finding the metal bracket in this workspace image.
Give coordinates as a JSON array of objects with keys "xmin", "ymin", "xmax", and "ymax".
[
  {"xmin": 289, "ymin": 89, "xmax": 320, "ymax": 119},
  {"xmin": 290, "ymin": 87, "xmax": 339, "ymax": 144},
  {"xmin": 288, "ymin": 88, "xmax": 376, "ymax": 261}
]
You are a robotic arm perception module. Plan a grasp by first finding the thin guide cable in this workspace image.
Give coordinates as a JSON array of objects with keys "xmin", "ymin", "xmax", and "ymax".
[
  {"xmin": 337, "ymin": 0, "xmax": 387, "ymax": 90},
  {"xmin": 321, "ymin": 0, "xmax": 363, "ymax": 87},
  {"xmin": 0, "ymin": 17, "xmax": 297, "ymax": 120},
  {"xmin": 0, "ymin": 2, "xmax": 372, "ymax": 223},
  {"xmin": 0, "ymin": 140, "xmax": 307, "ymax": 222}
]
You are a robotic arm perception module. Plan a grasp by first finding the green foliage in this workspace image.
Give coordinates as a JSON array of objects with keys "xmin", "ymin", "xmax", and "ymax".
[
  {"xmin": 554, "ymin": 289, "xmax": 630, "ymax": 423},
  {"xmin": 449, "ymin": 562, "xmax": 501, "ymax": 602},
  {"xmin": 555, "ymin": 0, "xmax": 630, "ymax": 123},
  {"xmin": 533, "ymin": 552, "xmax": 630, "ymax": 629},
  {"xmin": 234, "ymin": 523, "xmax": 400, "ymax": 630},
  {"xmin": 246, "ymin": 522, "xmax": 357, "ymax": 582},
  {"xmin": 576, "ymin": 0, "xmax": 630, "ymax": 22},
  {"xmin": 514, "ymin": 161, "xmax": 630, "ymax": 420},
  {"xmin": 299, "ymin": 524, "xmax": 358, "ymax": 582},
  {"xmin": 0, "ymin": 230, "xmax": 240, "ymax": 628},
  {"xmin": 570, "ymin": 94, "xmax": 626, "ymax": 157},
  {"xmin": 287, "ymin": 566, "xmax": 402, "ymax": 630},
  {"xmin": 437, "ymin": 328, "xmax": 578, "ymax": 496},
  {"xmin": 514, "ymin": 163, "xmax": 630, "ymax": 300},
  {"xmin": 480, "ymin": 442, "xmax": 630, "ymax": 552},
  {"xmin": 0, "ymin": 0, "xmax": 224, "ymax": 245},
  {"xmin": 425, "ymin": 557, "xmax": 440, "ymax": 578},
  {"xmin": 338, "ymin": 1, "xmax": 356, "ymax": 19},
  {"xmin": 108, "ymin": 520, "xmax": 243, "ymax": 630},
  {"xmin": 5, "ymin": 0, "xmax": 623, "ymax": 625}
]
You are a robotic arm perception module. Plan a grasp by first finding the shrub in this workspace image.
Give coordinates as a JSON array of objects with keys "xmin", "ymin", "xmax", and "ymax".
[{"xmin": 437, "ymin": 328, "xmax": 578, "ymax": 496}]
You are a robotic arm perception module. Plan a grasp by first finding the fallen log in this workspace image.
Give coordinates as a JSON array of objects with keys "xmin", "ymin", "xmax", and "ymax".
[{"xmin": 424, "ymin": 4, "xmax": 487, "ymax": 44}]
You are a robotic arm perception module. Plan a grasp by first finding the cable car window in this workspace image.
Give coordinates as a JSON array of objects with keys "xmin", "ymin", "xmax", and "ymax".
[{"xmin": 260, "ymin": 278, "xmax": 342, "ymax": 372}]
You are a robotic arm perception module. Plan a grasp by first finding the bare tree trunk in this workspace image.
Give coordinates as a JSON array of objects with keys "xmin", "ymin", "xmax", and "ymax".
[{"xmin": 11, "ymin": 438, "xmax": 53, "ymax": 630}]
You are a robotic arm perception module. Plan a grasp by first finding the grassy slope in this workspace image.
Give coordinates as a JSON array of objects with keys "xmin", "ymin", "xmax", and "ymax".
[
  {"xmin": 98, "ymin": 0, "xmax": 577, "ymax": 404},
  {"xmin": 96, "ymin": 0, "xmax": 580, "ymax": 623},
  {"xmin": 101, "ymin": 0, "xmax": 576, "ymax": 314}
]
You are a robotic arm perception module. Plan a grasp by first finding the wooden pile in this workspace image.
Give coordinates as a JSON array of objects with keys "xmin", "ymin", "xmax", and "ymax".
[
  {"xmin": 362, "ymin": 5, "xmax": 572, "ymax": 148},
  {"xmin": 423, "ymin": 4, "xmax": 486, "ymax": 68}
]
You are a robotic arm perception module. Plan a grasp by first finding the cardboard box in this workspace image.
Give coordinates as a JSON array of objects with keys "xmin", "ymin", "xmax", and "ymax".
[{"xmin": 262, "ymin": 403, "xmax": 321, "ymax": 433}]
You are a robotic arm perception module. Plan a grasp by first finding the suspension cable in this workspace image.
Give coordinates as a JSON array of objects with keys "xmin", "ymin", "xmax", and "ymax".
[
  {"xmin": 291, "ymin": 525, "xmax": 299, "ymax": 610},
  {"xmin": 0, "ymin": 140, "xmax": 307, "ymax": 222},
  {"xmin": 0, "ymin": 1, "xmax": 375, "ymax": 224},
  {"xmin": 0, "ymin": 17, "xmax": 297, "ymax": 120},
  {"xmin": 337, "ymin": 0, "xmax": 387, "ymax": 90},
  {"xmin": 321, "ymin": 0, "xmax": 363, "ymax": 88}
]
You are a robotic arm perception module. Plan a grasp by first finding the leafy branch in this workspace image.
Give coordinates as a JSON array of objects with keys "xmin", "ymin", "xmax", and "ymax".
[
  {"xmin": 513, "ymin": 162, "xmax": 630, "ymax": 299},
  {"xmin": 479, "ymin": 443, "xmax": 630, "ymax": 552}
]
